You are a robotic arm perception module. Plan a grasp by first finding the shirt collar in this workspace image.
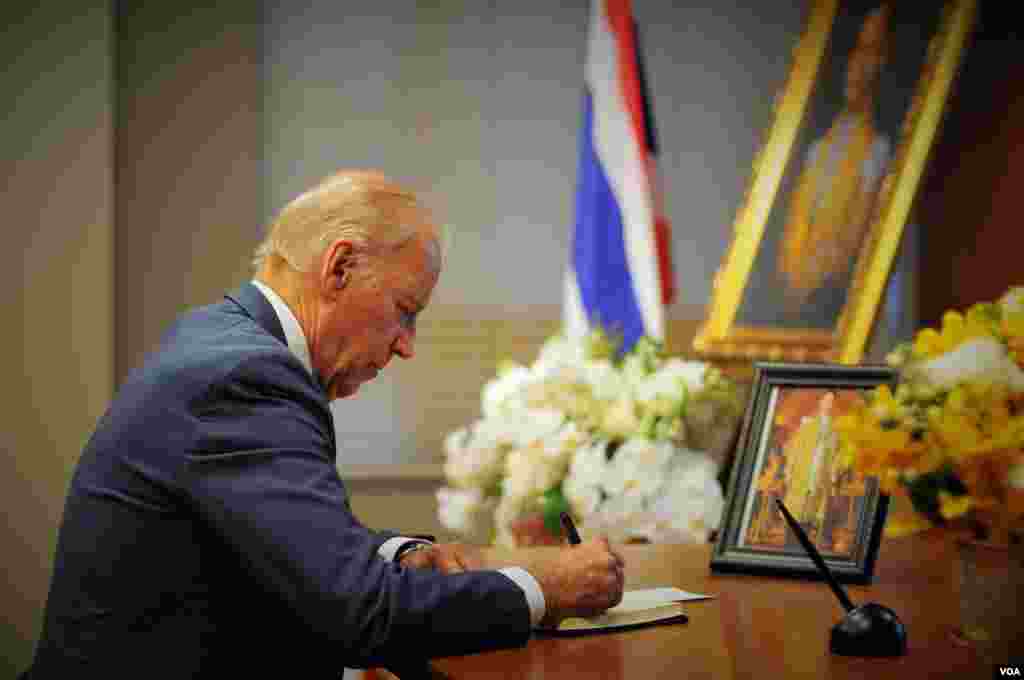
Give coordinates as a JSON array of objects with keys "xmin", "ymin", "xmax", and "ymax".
[{"xmin": 250, "ymin": 279, "xmax": 314, "ymax": 377}]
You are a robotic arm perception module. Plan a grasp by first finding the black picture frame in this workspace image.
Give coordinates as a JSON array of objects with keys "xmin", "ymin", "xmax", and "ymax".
[{"xmin": 711, "ymin": 362, "xmax": 897, "ymax": 584}]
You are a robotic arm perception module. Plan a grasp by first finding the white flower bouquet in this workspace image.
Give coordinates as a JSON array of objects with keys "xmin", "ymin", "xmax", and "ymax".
[{"xmin": 437, "ymin": 330, "xmax": 745, "ymax": 546}]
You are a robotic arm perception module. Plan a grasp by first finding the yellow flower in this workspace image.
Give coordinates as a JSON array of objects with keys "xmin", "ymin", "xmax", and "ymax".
[
  {"xmin": 942, "ymin": 310, "xmax": 966, "ymax": 340},
  {"xmin": 910, "ymin": 306, "xmax": 1001, "ymax": 361},
  {"xmin": 938, "ymin": 491, "xmax": 972, "ymax": 520},
  {"xmin": 884, "ymin": 512, "xmax": 935, "ymax": 538},
  {"xmin": 837, "ymin": 287, "xmax": 1024, "ymax": 536},
  {"xmin": 868, "ymin": 384, "xmax": 904, "ymax": 421},
  {"xmin": 1004, "ymin": 311, "xmax": 1024, "ymax": 366},
  {"xmin": 1003, "ymin": 310, "xmax": 1024, "ymax": 339},
  {"xmin": 913, "ymin": 328, "xmax": 944, "ymax": 359}
]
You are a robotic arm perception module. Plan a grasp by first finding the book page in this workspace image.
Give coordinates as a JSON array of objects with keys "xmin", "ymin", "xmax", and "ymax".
[{"xmin": 553, "ymin": 587, "xmax": 712, "ymax": 633}]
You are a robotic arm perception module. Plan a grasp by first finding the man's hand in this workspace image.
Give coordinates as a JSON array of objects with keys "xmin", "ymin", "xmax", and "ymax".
[
  {"xmin": 532, "ymin": 536, "xmax": 625, "ymax": 628},
  {"xmin": 400, "ymin": 537, "xmax": 626, "ymax": 628},
  {"xmin": 398, "ymin": 542, "xmax": 485, "ymax": 574}
]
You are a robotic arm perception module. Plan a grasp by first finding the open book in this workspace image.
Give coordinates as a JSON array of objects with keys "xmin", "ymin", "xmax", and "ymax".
[{"xmin": 548, "ymin": 587, "xmax": 710, "ymax": 635}]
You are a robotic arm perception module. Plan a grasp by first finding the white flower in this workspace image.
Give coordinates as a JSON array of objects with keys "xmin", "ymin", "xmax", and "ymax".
[
  {"xmin": 439, "ymin": 328, "xmax": 741, "ymax": 547},
  {"xmin": 587, "ymin": 492, "xmax": 650, "ymax": 542},
  {"xmin": 444, "ymin": 409, "xmax": 567, "ymax": 491},
  {"xmin": 511, "ymin": 408, "xmax": 567, "ymax": 447},
  {"xmin": 635, "ymin": 452, "xmax": 724, "ymax": 543},
  {"xmin": 601, "ymin": 438, "xmax": 675, "ymax": 500},
  {"xmin": 443, "ymin": 426, "xmax": 506, "ymax": 490},
  {"xmin": 601, "ymin": 397, "xmax": 642, "ymax": 440},
  {"xmin": 481, "ymin": 364, "xmax": 535, "ymax": 418},
  {"xmin": 658, "ymin": 453, "xmax": 724, "ymax": 523},
  {"xmin": 502, "ymin": 447, "xmax": 567, "ymax": 503},
  {"xmin": 443, "ymin": 426, "xmax": 471, "ymax": 459},
  {"xmin": 636, "ymin": 359, "xmax": 707, "ymax": 400},
  {"xmin": 620, "ymin": 352, "xmax": 653, "ymax": 391},
  {"xmin": 533, "ymin": 334, "xmax": 586, "ymax": 377},
  {"xmin": 436, "ymin": 487, "xmax": 497, "ymax": 544},
  {"xmin": 464, "ymin": 417, "xmax": 517, "ymax": 452},
  {"xmin": 913, "ymin": 337, "xmax": 1024, "ymax": 391},
  {"xmin": 564, "ymin": 439, "xmax": 611, "ymax": 516},
  {"xmin": 1000, "ymin": 287, "xmax": 1024, "ymax": 314},
  {"xmin": 476, "ymin": 408, "xmax": 564, "ymax": 449},
  {"xmin": 578, "ymin": 359, "xmax": 626, "ymax": 401},
  {"xmin": 540, "ymin": 421, "xmax": 588, "ymax": 466}
]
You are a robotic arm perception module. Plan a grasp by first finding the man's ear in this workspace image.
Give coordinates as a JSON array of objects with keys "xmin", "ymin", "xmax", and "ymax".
[{"xmin": 320, "ymin": 240, "xmax": 354, "ymax": 297}]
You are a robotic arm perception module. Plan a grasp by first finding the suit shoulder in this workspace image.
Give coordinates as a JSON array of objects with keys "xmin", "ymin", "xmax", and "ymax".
[{"xmin": 121, "ymin": 303, "xmax": 318, "ymax": 410}]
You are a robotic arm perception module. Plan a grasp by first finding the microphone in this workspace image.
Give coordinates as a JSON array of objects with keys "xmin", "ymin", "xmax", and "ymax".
[
  {"xmin": 775, "ymin": 499, "xmax": 855, "ymax": 612},
  {"xmin": 775, "ymin": 499, "xmax": 906, "ymax": 657}
]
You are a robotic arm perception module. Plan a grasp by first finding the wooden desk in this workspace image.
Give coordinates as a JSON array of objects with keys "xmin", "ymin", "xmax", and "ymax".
[{"xmin": 432, "ymin": 531, "xmax": 984, "ymax": 679}]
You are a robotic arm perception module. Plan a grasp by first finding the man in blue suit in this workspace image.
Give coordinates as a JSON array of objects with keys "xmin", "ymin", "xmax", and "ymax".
[{"xmin": 27, "ymin": 170, "xmax": 625, "ymax": 678}]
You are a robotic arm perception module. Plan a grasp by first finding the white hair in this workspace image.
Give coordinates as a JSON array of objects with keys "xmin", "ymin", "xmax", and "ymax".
[{"xmin": 252, "ymin": 172, "xmax": 426, "ymax": 273}]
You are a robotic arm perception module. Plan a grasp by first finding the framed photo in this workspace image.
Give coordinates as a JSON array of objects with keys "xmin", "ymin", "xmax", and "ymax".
[
  {"xmin": 711, "ymin": 362, "xmax": 896, "ymax": 584},
  {"xmin": 694, "ymin": 0, "xmax": 978, "ymax": 364}
]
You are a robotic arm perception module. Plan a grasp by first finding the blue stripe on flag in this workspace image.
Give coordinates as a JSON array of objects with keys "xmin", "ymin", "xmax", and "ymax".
[{"xmin": 572, "ymin": 87, "xmax": 646, "ymax": 352}]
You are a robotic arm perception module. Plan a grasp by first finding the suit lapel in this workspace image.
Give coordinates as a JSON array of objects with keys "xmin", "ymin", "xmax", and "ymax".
[{"xmin": 226, "ymin": 282, "xmax": 338, "ymax": 457}]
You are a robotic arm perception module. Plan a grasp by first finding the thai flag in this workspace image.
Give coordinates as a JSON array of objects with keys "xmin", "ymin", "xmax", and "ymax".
[{"xmin": 564, "ymin": 0, "xmax": 675, "ymax": 353}]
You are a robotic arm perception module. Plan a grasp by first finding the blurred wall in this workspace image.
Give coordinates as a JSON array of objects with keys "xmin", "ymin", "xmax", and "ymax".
[
  {"xmin": 116, "ymin": 2, "xmax": 262, "ymax": 380},
  {"xmin": 261, "ymin": 0, "xmax": 807, "ymax": 464},
  {"xmin": 1, "ymin": 1, "xmax": 261, "ymax": 674},
  {"xmin": 261, "ymin": 1, "xmax": 805, "ymax": 311},
  {"xmin": 0, "ymin": 3, "xmax": 114, "ymax": 674},
  {"xmin": 1, "ymin": 1, "xmax": 827, "ymax": 674}
]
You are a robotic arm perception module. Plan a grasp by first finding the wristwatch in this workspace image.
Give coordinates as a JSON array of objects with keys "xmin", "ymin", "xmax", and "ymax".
[{"xmin": 394, "ymin": 540, "xmax": 433, "ymax": 563}]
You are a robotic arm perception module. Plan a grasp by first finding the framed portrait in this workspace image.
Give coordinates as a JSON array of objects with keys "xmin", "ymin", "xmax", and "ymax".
[
  {"xmin": 711, "ymin": 362, "xmax": 896, "ymax": 584},
  {"xmin": 694, "ymin": 0, "xmax": 978, "ymax": 363}
]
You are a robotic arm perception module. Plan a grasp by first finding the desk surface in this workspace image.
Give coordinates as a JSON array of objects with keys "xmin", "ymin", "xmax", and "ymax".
[{"xmin": 432, "ymin": 531, "xmax": 984, "ymax": 679}]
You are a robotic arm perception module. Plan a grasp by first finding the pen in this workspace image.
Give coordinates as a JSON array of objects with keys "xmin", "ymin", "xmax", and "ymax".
[
  {"xmin": 775, "ymin": 499, "xmax": 855, "ymax": 612},
  {"xmin": 559, "ymin": 511, "xmax": 582, "ymax": 545}
]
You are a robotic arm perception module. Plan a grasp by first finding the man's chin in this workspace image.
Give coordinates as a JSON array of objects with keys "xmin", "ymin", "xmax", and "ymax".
[{"xmin": 328, "ymin": 378, "xmax": 361, "ymax": 401}]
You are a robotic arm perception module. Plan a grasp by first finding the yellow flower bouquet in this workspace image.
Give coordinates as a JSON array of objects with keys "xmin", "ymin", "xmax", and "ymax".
[{"xmin": 835, "ymin": 287, "xmax": 1024, "ymax": 543}]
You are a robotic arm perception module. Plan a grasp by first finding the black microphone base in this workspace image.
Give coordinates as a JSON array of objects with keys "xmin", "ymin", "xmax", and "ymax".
[{"xmin": 830, "ymin": 602, "xmax": 908, "ymax": 657}]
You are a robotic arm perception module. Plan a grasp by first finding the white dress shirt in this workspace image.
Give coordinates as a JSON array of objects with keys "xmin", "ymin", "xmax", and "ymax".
[{"xmin": 250, "ymin": 280, "xmax": 546, "ymax": 626}]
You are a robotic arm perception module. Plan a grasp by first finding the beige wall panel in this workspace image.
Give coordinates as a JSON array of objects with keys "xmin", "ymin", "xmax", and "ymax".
[
  {"xmin": 343, "ymin": 468, "xmax": 454, "ymax": 543},
  {"xmin": 116, "ymin": 3, "xmax": 262, "ymax": 380},
  {"xmin": 0, "ymin": 3, "xmax": 114, "ymax": 673}
]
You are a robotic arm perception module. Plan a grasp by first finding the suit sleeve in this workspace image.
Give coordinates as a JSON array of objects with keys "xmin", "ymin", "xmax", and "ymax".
[{"xmin": 179, "ymin": 353, "xmax": 532, "ymax": 665}]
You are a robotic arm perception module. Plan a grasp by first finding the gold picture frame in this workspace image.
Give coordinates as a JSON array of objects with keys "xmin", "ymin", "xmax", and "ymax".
[{"xmin": 694, "ymin": 0, "xmax": 977, "ymax": 364}]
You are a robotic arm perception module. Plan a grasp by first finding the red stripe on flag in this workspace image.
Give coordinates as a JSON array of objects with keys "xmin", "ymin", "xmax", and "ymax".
[
  {"xmin": 655, "ymin": 215, "xmax": 676, "ymax": 305},
  {"xmin": 647, "ymin": 154, "xmax": 676, "ymax": 306},
  {"xmin": 605, "ymin": 0, "xmax": 675, "ymax": 307},
  {"xmin": 603, "ymin": 0, "xmax": 649, "ymax": 161}
]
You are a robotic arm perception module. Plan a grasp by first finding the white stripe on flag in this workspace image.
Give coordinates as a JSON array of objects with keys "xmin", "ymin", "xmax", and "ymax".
[
  {"xmin": 563, "ymin": 268, "xmax": 589, "ymax": 340},
  {"xmin": 584, "ymin": 1, "xmax": 663, "ymax": 341}
]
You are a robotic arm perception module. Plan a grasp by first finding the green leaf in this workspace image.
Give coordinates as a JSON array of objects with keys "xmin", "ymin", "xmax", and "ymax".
[
  {"xmin": 639, "ymin": 411, "xmax": 659, "ymax": 439},
  {"xmin": 495, "ymin": 359, "xmax": 520, "ymax": 377},
  {"xmin": 485, "ymin": 477, "xmax": 504, "ymax": 499},
  {"xmin": 584, "ymin": 326, "xmax": 621, "ymax": 361},
  {"xmin": 902, "ymin": 463, "xmax": 964, "ymax": 525},
  {"xmin": 540, "ymin": 485, "xmax": 572, "ymax": 536}
]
